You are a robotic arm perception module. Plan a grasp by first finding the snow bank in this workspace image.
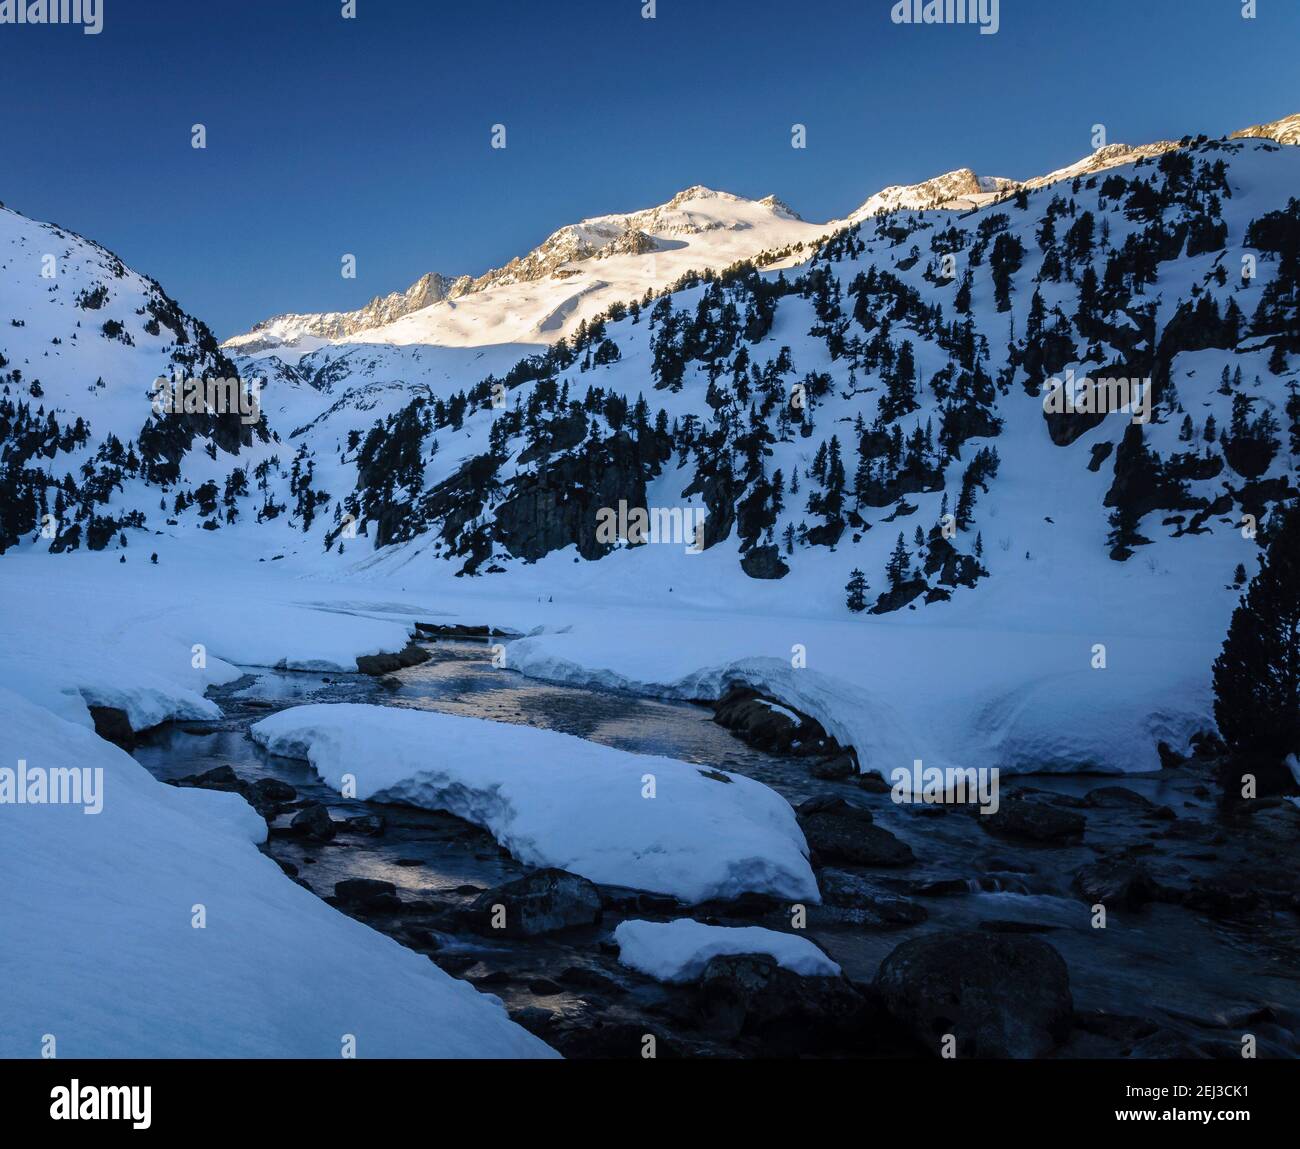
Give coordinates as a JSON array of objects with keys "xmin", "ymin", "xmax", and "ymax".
[
  {"xmin": 0, "ymin": 687, "xmax": 554, "ymax": 1058},
  {"xmin": 613, "ymin": 919, "xmax": 841, "ymax": 983},
  {"xmin": 0, "ymin": 554, "xmax": 421, "ymax": 733},
  {"xmin": 504, "ymin": 615, "xmax": 1213, "ymax": 778},
  {"xmin": 250, "ymin": 703, "xmax": 818, "ymax": 904}
]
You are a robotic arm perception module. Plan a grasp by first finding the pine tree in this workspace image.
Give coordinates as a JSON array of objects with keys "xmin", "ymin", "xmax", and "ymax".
[
  {"xmin": 885, "ymin": 531, "xmax": 910, "ymax": 588},
  {"xmin": 1212, "ymin": 501, "xmax": 1300, "ymax": 775},
  {"xmin": 1269, "ymin": 343, "xmax": 1289, "ymax": 376},
  {"xmin": 845, "ymin": 568, "xmax": 869, "ymax": 613}
]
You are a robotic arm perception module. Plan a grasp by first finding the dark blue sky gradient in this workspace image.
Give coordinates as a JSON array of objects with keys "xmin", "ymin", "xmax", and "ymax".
[{"xmin": 1, "ymin": 0, "xmax": 1296, "ymax": 336}]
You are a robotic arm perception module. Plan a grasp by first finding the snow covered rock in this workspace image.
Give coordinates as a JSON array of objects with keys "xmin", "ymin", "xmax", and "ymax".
[
  {"xmin": 250, "ymin": 703, "xmax": 819, "ymax": 904},
  {"xmin": 613, "ymin": 918, "xmax": 841, "ymax": 983}
]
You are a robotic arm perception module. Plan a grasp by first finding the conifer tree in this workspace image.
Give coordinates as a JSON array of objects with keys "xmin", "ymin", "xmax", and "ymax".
[
  {"xmin": 886, "ymin": 531, "xmax": 910, "ymax": 587},
  {"xmin": 845, "ymin": 568, "xmax": 869, "ymax": 613},
  {"xmin": 1212, "ymin": 502, "xmax": 1300, "ymax": 775}
]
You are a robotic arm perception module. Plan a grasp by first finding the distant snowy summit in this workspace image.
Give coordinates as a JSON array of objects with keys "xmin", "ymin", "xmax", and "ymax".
[
  {"xmin": 225, "ymin": 110, "xmax": 1300, "ymax": 359},
  {"xmin": 224, "ymin": 186, "xmax": 819, "ymax": 357}
]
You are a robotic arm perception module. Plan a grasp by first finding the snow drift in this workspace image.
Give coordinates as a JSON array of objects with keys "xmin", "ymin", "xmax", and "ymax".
[{"xmin": 250, "ymin": 702, "xmax": 819, "ymax": 904}]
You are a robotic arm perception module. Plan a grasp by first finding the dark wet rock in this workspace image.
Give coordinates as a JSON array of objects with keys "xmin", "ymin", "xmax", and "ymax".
[
  {"xmin": 1072, "ymin": 856, "xmax": 1160, "ymax": 909},
  {"xmin": 334, "ymin": 878, "xmax": 401, "ymax": 911},
  {"xmin": 464, "ymin": 965, "xmax": 511, "ymax": 986},
  {"xmin": 713, "ymin": 686, "xmax": 843, "ymax": 758},
  {"xmin": 874, "ymin": 930, "xmax": 1073, "ymax": 1059},
  {"xmin": 413, "ymin": 622, "xmax": 497, "ymax": 638},
  {"xmin": 184, "ymin": 765, "xmax": 243, "ymax": 791},
  {"xmin": 855, "ymin": 771, "xmax": 894, "ymax": 794},
  {"xmin": 981, "ymin": 796, "xmax": 1085, "ymax": 844},
  {"xmin": 714, "ymin": 688, "xmax": 798, "ymax": 748},
  {"xmin": 1181, "ymin": 876, "xmax": 1268, "ymax": 919},
  {"xmin": 527, "ymin": 977, "xmax": 564, "ymax": 995},
  {"xmin": 697, "ymin": 953, "xmax": 870, "ymax": 1050},
  {"xmin": 345, "ymin": 813, "xmax": 387, "ymax": 836},
  {"xmin": 1084, "ymin": 786, "xmax": 1156, "ymax": 810},
  {"xmin": 818, "ymin": 869, "xmax": 928, "ymax": 925},
  {"xmin": 403, "ymin": 927, "xmax": 438, "ymax": 949},
  {"xmin": 463, "ymin": 868, "xmax": 603, "ymax": 937},
  {"xmin": 809, "ymin": 752, "xmax": 857, "ymax": 781},
  {"xmin": 509, "ymin": 1006, "xmax": 557, "ymax": 1034},
  {"xmin": 553, "ymin": 1021, "xmax": 686, "ymax": 1060},
  {"xmin": 796, "ymin": 794, "xmax": 863, "ymax": 818},
  {"xmin": 290, "ymin": 801, "xmax": 337, "ymax": 841},
  {"xmin": 273, "ymin": 857, "xmax": 299, "ymax": 878},
  {"xmin": 356, "ymin": 641, "xmax": 432, "ymax": 675},
  {"xmin": 797, "ymin": 798, "xmax": 914, "ymax": 867},
  {"xmin": 394, "ymin": 858, "xmax": 425, "ymax": 868},
  {"xmin": 87, "ymin": 705, "xmax": 135, "ymax": 749},
  {"xmin": 249, "ymin": 777, "xmax": 297, "ymax": 803}
]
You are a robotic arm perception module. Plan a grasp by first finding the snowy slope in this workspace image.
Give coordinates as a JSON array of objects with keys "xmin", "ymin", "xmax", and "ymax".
[{"xmin": 0, "ymin": 685, "xmax": 554, "ymax": 1058}]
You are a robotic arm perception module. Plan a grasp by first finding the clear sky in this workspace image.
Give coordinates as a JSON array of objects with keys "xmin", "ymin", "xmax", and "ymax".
[{"xmin": 1, "ymin": 0, "xmax": 1296, "ymax": 337}]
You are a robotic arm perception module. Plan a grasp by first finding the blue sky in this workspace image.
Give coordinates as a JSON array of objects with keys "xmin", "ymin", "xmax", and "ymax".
[{"xmin": 1, "ymin": 0, "xmax": 1296, "ymax": 336}]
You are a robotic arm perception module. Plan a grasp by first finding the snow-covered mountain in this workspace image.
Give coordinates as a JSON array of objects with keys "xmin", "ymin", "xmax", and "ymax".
[
  {"xmin": 226, "ymin": 112, "xmax": 1300, "ymax": 369},
  {"xmin": 225, "ymin": 186, "xmax": 827, "ymax": 360},
  {"xmin": 846, "ymin": 168, "xmax": 1017, "ymax": 221}
]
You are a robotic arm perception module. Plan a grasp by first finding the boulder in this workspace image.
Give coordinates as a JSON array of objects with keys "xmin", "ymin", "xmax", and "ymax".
[
  {"xmin": 334, "ymin": 878, "xmax": 401, "ymax": 911},
  {"xmin": 345, "ymin": 813, "xmax": 387, "ymax": 836},
  {"xmin": 1072, "ymin": 857, "xmax": 1159, "ymax": 909},
  {"xmin": 697, "ymin": 953, "xmax": 869, "ymax": 1049},
  {"xmin": 739, "ymin": 544, "xmax": 789, "ymax": 580},
  {"xmin": 464, "ymin": 868, "xmax": 602, "ymax": 937},
  {"xmin": 981, "ymin": 796, "xmax": 1085, "ymax": 844},
  {"xmin": 818, "ymin": 869, "xmax": 927, "ymax": 925},
  {"xmin": 874, "ymin": 930, "xmax": 1073, "ymax": 1058},
  {"xmin": 356, "ymin": 641, "xmax": 432, "ymax": 675},
  {"xmin": 797, "ymin": 798, "xmax": 914, "ymax": 866},
  {"xmin": 289, "ymin": 801, "xmax": 337, "ymax": 841}
]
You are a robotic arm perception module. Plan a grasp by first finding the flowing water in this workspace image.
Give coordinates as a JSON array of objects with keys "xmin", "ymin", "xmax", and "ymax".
[{"xmin": 131, "ymin": 638, "xmax": 1300, "ymax": 1057}]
